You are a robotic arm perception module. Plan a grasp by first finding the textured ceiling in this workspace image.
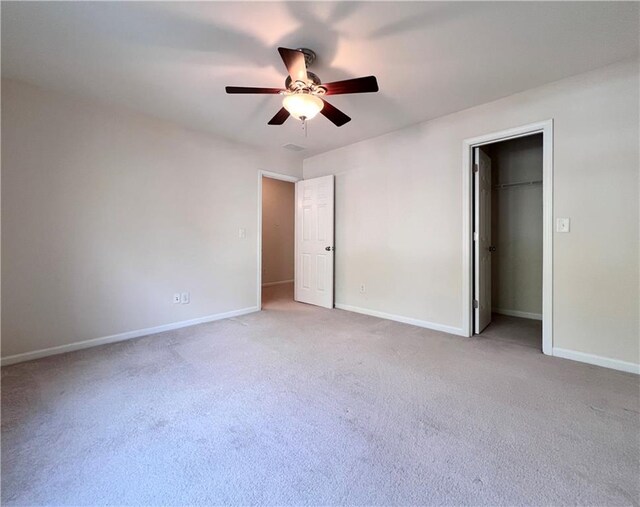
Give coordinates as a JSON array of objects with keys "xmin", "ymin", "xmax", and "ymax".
[{"xmin": 2, "ymin": 1, "xmax": 639, "ymax": 156}]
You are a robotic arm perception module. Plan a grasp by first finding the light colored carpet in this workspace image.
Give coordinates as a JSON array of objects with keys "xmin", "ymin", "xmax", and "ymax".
[
  {"xmin": 478, "ymin": 313, "xmax": 542, "ymax": 351},
  {"xmin": 2, "ymin": 283, "xmax": 639, "ymax": 506}
]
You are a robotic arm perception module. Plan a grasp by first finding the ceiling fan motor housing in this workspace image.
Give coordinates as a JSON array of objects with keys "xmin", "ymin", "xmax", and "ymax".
[
  {"xmin": 297, "ymin": 48, "xmax": 317, "ymax": 67},
  {"xmin": 284, "ymin": 71, "xmax": 322, "ymax": 91},
  {"xmin": 283, "ymin": 49, "xmax": 328, "ymax": 94}
]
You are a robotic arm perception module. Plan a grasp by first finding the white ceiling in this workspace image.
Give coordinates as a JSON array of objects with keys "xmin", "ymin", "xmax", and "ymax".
[{"xmin": 2, "ymin": 2, "xmax": 638, "ymax": 156}]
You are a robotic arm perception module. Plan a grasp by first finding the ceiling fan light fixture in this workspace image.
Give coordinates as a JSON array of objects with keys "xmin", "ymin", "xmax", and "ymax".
[
  {"xmin": 226, "ymin": 47, "xmax": 377, "ymax": 127},
  {"xmin": 282, "ymin": 93, "xmax": 324, "ymax": 121}
]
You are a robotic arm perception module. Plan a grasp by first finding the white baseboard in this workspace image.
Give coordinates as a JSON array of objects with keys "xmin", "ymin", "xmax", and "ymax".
[
  {"xmin": 1, "ymin": 306, "xmax": 259, "ymax": 367},
  {"xmin": 553, "ymin": 347, "xmax": 639, "ymax": 375},
  {"xmin": 493, "ymin": 308, "xmax": 542, "ymax": 320},
  {"xmin": 261, "ymin": 279, "xmax": 294, "ymax": 287},
  {"xmin": 335, "ymin": 303, "xmax": 466, "ymax": 337}
]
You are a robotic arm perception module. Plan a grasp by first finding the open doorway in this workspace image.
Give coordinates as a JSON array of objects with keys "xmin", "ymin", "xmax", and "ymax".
[
  {"xmin": 257, "ymin": 171, "xmax": 336, "ymax": 311},
  {"xmin": 474, "ymin": 134, "xmax": 543, "ymax": 349},
  {"xmin": 261, "ymin": 176, "xmax": 295, "ymax": 307},
  {"xmin": 463, "ymin": 120, "xmax": 553, "ymax": 355},
  {"xmin": 258, "ymin": 172, "xmax": 299, "ymax": 309}
]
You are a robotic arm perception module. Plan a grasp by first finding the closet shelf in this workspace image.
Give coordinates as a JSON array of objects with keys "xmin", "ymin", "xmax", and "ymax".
[{"xmin": 493, "ymin": 180, "xmax": 542, "ymax": 189}]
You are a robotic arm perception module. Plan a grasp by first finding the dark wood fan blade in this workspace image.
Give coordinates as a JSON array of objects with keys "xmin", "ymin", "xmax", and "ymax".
[
  {"xmin": 277, "ymin": 47, "xmax": 308, "ymax": 83},
  {"xmin": 323, "ymin": 76, "xmax": 379, "ymax": 95},
  {"xmin": 320, "ymin": 100, "xmax": 351, "ymax": 127},
  {"xmin": 226, "ymin": 86, "xmax": 283, "ymax": 94},
  {"xmin": 268, "ymin": 107, "xmax": 290, "ymax": 125}
]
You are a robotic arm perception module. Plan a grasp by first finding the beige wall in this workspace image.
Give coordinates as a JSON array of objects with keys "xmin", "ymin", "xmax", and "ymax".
[
  {"xmin": 261, "ymin": 177, "xmax": 295, "ymax": 285},
  {"xmin": 489, "ymin": 135, "xmax": 543, "ymax": 317},
  {"xmin": 304, "ymin": 59, "xmax": 639, "ymax": 366},
  {"xmin": 1, "ymin": 79, "xmax": 302, "ymax": 359}
]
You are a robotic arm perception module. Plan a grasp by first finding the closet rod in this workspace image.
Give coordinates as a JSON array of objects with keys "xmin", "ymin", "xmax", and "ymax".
[{"xmin": 493, "ymin": 180, "xmax": 542, "ymax": 189}]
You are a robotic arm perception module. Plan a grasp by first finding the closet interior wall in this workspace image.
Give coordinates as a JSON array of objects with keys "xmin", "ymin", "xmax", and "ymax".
[{"xmin": 489, "ymin": 134, "xmax": 544, "ymax": 319}]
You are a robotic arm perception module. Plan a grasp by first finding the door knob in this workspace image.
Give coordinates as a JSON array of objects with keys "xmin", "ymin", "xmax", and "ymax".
[
  {"xmin": 488, "ymin": 246, "xmax": 496, "ymax": 252},
  {"xmin": 325, "ymin": 246, "xmax": 334, "ymax": 251}
]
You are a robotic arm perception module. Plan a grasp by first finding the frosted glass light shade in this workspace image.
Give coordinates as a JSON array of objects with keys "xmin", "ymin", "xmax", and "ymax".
[{"xmin": 282, "ymin": 93, "xmax": 324, "ymax": 120}]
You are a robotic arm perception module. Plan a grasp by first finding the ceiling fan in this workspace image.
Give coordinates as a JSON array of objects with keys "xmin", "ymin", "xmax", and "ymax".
[{"xmin": 225, "ymin": 47, "xmax": 379, "ymax": 127}]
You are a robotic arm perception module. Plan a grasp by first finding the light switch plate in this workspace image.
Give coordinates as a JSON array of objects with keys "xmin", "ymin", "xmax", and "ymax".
[
  {"xmin": 173, "ymin": 293, "xmax": 181, "ymax": 304},
  {"xmin": 238, "ymin": 228, "xmax": 246, "ymax": 239},
  {"xmin": 180, "ymin": 292, "xmax": 190, "ymax": 304},
  {"xmin": 556, "ymin": 218, "xmax": 570, "ymax": 233}
]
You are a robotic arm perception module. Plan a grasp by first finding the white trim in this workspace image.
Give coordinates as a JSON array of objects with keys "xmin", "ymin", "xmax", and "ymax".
[
  {"xmin": 553, "ymin": 348, "xmax": 640, "ymax": 375},
  {"xmin": 335, "ymin": 303, "xmax": 466, "ymax": 336},
  {"xmin": 259, "ymin": 170, "xmax": 300, "ymax": 183},
  {"xmin": 257, "ymin": 170, "xmax": 300, "ymax": 310},
  {"xmin": 261, "ymin": 279, "xmax": 294, "ymax": 287},
  {"xmin": 541, "ymin": 121, "xmax": 554, "ymax": 356},
  {"xmin": 294, "ymin": 181, "xmax": 299, "ymax": 303},
  {"xmin": 1, "ymin": 306, "xmax": 259, "ymax": 366},
  {"xmin": 493, "ymin": 308, "xmax": 542, "ymax": 321},
  {"xmin": 462, "ymin": 119, "xmax": 554, "ymax": 356}
]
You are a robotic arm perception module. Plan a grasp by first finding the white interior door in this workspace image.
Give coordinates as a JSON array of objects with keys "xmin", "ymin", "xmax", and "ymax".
[
  {"xmin": 474, "ymin": 147, "xmax": 492, "ymax": 333},
  {"xmin": 295, "ymin": 175, "xmax": 334, "ymax": 308}
]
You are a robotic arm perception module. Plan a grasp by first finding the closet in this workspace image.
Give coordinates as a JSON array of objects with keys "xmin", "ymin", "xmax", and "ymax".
[{"xmin": 474, "ymin": 133, "xmax": 543, "ymax": 348}]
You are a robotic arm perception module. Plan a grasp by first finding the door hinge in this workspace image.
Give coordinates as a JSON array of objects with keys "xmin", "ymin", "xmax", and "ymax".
[
  {"xmin": 473, "ymin": 232, "xmax": 478, "ymax": 242},
  {"xmin": 473, "ymin": 299, "xmax": 479, "ymax": 309}
]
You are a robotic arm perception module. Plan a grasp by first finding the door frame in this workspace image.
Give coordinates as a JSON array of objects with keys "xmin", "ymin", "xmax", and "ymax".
[
  {"xmin": 462, "ymin": 119, "xmax": 553, "ymax": 355},
  {"xmin": 257, "ymin": 170, "xmax": 300, "ymax": 310}
]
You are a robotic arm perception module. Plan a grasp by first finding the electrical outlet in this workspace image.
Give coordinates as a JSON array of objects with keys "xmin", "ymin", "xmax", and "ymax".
[
  {"xmin": 238, "ymin": 228, "xmax": 246, "ymax": 239},
  {"xmin": 173, "ymin": 293, "xmax": 181, "ymax": 304},
  {"xmin": 360, "ymin": 284, "xmax": 366, "ymax": 294},
  {"xmin": 181, "ymin": 292, "xmax": 190, "ymax": 304}
]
